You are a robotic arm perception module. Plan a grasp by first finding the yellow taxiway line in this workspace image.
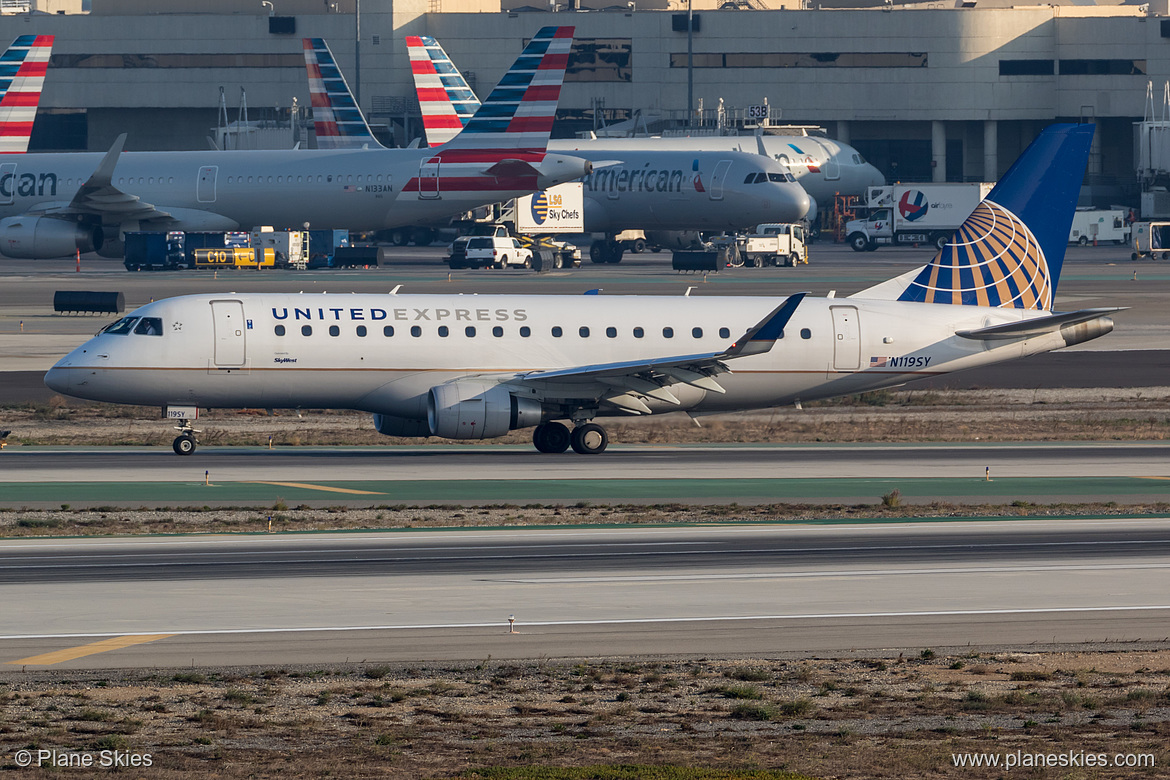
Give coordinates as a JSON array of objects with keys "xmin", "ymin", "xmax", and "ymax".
[
  {"xmin": 246, "ymin": 481, "xmax": 384, "ymax": 495},
  {"xmin": 7, "ymin": 634, "xmax": 174, "ymax": 666}
]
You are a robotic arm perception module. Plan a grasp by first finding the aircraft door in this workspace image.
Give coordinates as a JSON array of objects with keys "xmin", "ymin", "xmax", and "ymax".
[
  {"xmin": 709, "ymin": 160, "xmax": 732, "ymax": 200},
  {"xmin": 418, "ymin": 159, "xmax": 440, "ymax": 199},
  {"xmin": 210, "ymin": 300, "xmax": 246, "ymax": 367},
  {"xmin": 830, "ymin": 305, "xmax": 861, "ymax": 372},
  {"xmin": 197, "ymin": 166, "xmax": 218, "ymax": 203},
  {"xmin": 0, "ymin": 163, "xmax": 15, "ymax": 205},
  {"xmin": 812, "ymin": 139, "xmax": 840, "ymax": 181}
]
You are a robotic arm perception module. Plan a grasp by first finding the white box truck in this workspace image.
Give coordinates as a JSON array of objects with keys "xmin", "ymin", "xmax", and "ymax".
[
  {"xmin": 845, "ymin": 183, "xmax": 993, "ymax": 252},
  {"xmin": 1068, "ymin": 209, "xmax": 1128, "ymax": 245}
]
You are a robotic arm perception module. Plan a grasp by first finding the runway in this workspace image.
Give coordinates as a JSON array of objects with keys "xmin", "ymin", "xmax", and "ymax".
[
  {"xmin": 3, "ymin": 442, "xmax": 1170, "ymax": 505},
  {"xmin": 2, "ymin": 519, "xmax": 1168, "ymax": 669}
]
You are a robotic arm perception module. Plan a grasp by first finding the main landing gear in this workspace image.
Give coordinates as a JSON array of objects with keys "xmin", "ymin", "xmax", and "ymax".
[
  {"xmin": 172, "ymin": 420, "xmax": 201, "ymax": 456},
  {"xmin": 532, "ymin": 421, "xmax": 609, "ymax": 455}
]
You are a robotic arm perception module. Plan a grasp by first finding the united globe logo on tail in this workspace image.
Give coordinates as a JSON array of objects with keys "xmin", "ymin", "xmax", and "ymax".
[
  {"xmin": 898, "ymin": 190, "xmax": 930, "ymax": 222},
  {"xmin": 899, "ymin": 200, "xmax": 1051, "ymax": 310}
]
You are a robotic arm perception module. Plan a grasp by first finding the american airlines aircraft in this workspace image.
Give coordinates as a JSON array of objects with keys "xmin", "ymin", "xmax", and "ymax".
[
  {"xmin": 0, "ymin": 35, "xmax": 53, "ymax": 155},
  {"xmin": 305, "ymin": 37, "xmax": 811, "ymax": 261},
  {"xmin": 0, "ymin": 27, "xmax": 590, "ymax": 259},
  {"xmin": 404, "ymin": 34, "xmax": 883, "ymax": 238},
  {"xmin": 46, "ymin": 124, "xmax": 1118, "ymax": 456}
]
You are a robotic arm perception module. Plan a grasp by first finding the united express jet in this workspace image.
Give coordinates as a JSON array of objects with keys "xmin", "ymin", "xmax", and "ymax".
[
  {"xmin": 0, "ymin": 27, "xmax": 589, "ymax": 259},
  {"xmin": 45, "ymin": 124, "xmax": 1118, "ymax": 456},
  {"xmin": 306, "ymin": 36, "xmax": 811, "ymax": 260}
]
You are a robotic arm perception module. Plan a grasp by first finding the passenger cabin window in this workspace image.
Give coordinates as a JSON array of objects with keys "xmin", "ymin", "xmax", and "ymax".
[
  {"xmin": 520, "ymin": 326, "xmax": 531, "ymax": 337},
  {"xmin": 301, "ymin": 325, "xmax": 312, "ymax": 336},
  {"xmin": 800, "ymin": 328, "xmax": 811, "ymax": 339},
  {"xmin": 103, "ymin": 317, "xmax": 139, "ymax": 335},
  {"xmin": 633, "ymin": 327, "xmax": 644, "ymax": 338},
  {"xmin": 411, "ymin": 326, "xmax": 422, "ymax": 337},
  {"xmin": 465, "ymin": 326, "xmax": 476, "ymax": 337},
  {"xmin": 329, "ymin": 325, "xmax": 340, "ymax": 337},
  {"xmin": 383, "ymin": 326, "xmax": 394, "ymax": 337},
  {"xmin": 438, "ymin": 326, "xmax": 449, "ymax": 337},
  {"xmin": 275, "ymin": 325, "xmax": 286, "ymax": 336},
  {"xmin": 579, "ymin": 326, "xmax": 590, "ymax": 338},
  {"xmin": 606, "ymin": 327, "xmax": 617, "ymax": 338},
  {"xmin": 552, "ymin": 326, "xmax": 563, "ymax": 338},
  {"xmin": 356, "ymin": 325, "xmax": 367, "ymax": 337},
  {"xmin": 719, "ymin": 327, "xmax": 731, "ymax": 339},
  {"xmin": 692, "ymin": 327, "xmax": 703, "ymax": 338},
  {"xmin": 663, "ymin": 327, "xmax": 674, "ymax": 338},
  {"xmin": 493, "ymin": 326, "xmax": 504, "ymax": 337}
]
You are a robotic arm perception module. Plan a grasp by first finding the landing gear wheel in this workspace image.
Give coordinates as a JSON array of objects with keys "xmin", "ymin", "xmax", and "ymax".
[
  {"xmin": 570, "ymin": 423, "xmax": 608, "ymax": 455},
  {"xmin": 173, "ymin": 434, "xmax": 196, "ymax": 456},
  {"xmin": 533, "ymin": 422, "xmax": 571, "ymax": 453}
]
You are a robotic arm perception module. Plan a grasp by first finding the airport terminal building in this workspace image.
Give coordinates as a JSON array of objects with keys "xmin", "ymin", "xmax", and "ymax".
[{"xmin": 1, "ymin": 0, "xmax": 1161, "ymax": 204}]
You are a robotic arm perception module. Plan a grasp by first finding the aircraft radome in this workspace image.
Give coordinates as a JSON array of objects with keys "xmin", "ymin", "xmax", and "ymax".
[{"xmin": 46, "ymin": 124, "xmax": 1117, "ymax": 456}]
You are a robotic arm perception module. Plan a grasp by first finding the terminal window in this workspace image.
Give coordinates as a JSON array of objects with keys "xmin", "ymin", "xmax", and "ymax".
[
  {"xmin": 999, "ymin": 59, "xmax": 1054, "ymax": 76},
  {"xmin": 670, "ymin": 52, "xmax": 927, "ymax": 68},
  {"xmin": 1059, "ymin": 59, "xmax": 1146, "ymax": 76},
  {"xmin": 566, "ymin": 39, "xmax": 631, "ymax": 83}
]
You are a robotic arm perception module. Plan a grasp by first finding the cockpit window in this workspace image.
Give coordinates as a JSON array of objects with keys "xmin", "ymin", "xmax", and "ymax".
[
  {"xmin": 101, "ymin": 317, "xmax": 139, "ymax": 335},
  {"xmin": 744, "ymin": 173, "xmax": 755, "ymax": 184},
  {"xmin": 133, "ymin": 317, "xmax": 163, "ymax": 336},
  {"xmin": 768, "ymin": 172, "xmax": 791, "ymax": 183}
]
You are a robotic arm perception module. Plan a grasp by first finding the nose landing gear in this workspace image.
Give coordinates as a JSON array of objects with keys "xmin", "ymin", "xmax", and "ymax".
[{"xmin": 172, "ymin": 420, "xmax": 201, "ymax": 456}]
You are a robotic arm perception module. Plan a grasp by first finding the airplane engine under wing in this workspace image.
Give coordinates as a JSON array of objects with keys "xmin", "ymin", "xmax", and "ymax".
[
  {"xmin": 372, "ymin": 413, "xmax": 432, "ymax": 438},
  {"xmin": 427, "ymin": 380, "xmax": 543, "ymax": 439},
  {"xmin": 0, "ymin": 216, "xmax": 102, "ymax": 259}
]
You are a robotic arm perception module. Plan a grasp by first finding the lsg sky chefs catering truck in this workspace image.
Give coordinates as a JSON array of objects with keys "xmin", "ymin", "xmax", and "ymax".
[{"xmin": 846, "ymin": 183, "xmax": 994, "ymax": 252}]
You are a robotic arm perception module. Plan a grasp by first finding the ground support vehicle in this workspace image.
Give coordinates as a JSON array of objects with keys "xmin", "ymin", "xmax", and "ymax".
[
  {"xmin": 520, "ymin": 235, "xmax": 581, "ymax": 270},
  {"xmin": 193, "ymin": 247, "xmax": 275, "ymax": 269},
  {"xmin": 123, "ymin": 232, "xmax": 187, "ymax": 271},
  {"xmin": 1131, "ymin": 221, "xmax": 1170, "ymax": 260},
  {"xmin": 448, "ymin": 225, "xmax": 511, "ymax": 267},
  {"xmin": 737, "ymin": 223, "xmax": 808, "ymax": 267},
  {"xmin": 1068, "ymin": 209, "xmax": 1128, "ymax": 245},
  {"xmin": 460, "ymin": 236, "xmax": 534, "ymax": 269},
  {"xmin": 250, "ymin": 228, "xmax": 309, "ymax": 269},
  {"xmin": 306, "ymin": 229, "xmax": 351, "ymax": 268},
  {"xmin": 846, "ymin": 183, "xmax": 993, "ymax": 251}
]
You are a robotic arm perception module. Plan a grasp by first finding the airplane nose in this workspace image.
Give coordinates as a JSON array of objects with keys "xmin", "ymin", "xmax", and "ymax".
[
  {"xmin": 783, "ymin": 183, "xmax": 811, "ymax": 223},
  {"xmin": 43, "ymin": 364, "xmax": 69, "ymax": 394},
  {"xmin": 864, "ymin": 163, "xmax": 886, "ymax": 188}
]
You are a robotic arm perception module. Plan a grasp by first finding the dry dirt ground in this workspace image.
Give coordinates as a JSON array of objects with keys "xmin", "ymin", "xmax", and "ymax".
[
  {"xmin": 2, "ymin": 651, "xmax": 1169, "ymax": 779},
  {"xmin": 4, "ymin": 387, "xmax": 1170, "ymax": 448}
]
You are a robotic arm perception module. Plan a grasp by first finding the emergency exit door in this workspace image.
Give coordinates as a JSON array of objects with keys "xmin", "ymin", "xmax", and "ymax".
[
  {"xmin": 210, "ymin": 300, "xmax": 246, "ymax": 367},
  {"xmin": 831, "ymin": 305, "xmax": 860, "ymax": 372},
  {"xmin": 197, "ymin": 166, "xmax": 218, "ymax": 203},
  {"xmin": 709, "ymin": 160, "xmax": 732, "ymax": 200},
  {"xmin": 418, "ymin": 159, "xmax": 440, "ymax": 199}
]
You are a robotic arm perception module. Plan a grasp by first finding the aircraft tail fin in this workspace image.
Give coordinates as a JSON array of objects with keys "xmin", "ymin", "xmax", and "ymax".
[
  {"xmin": 405, "ymin": 35, "xmax": 481, "ymax": 147},
  {"xmin": 302, "ymin": 38, "xmax": 385, "ymax": 150},
  {"xmin": 853, "ymin": 123, "xmax": 1094, "ymax": 311},
  {"xmin": 436, "ymin": 26, "xmax": 573, "ymax": 154},
  {"xmin": 0, "ymin": 35, "xmax": 53, "ymax": 155}
]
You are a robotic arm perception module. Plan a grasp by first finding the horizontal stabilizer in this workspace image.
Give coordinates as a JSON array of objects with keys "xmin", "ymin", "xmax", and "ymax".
[{"xmin": 956, "ymin": 307, "xmax": 1124, "ymax": 340}]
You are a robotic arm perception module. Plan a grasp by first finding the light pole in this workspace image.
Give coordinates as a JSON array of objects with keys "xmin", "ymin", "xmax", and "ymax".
[
  {"xmin": 686, "ymin": 0, "xmax": 693, "ymax": 127},
  {"xmin": 354, "ymin": 0, "xmax": 361, "ymax": 107}
]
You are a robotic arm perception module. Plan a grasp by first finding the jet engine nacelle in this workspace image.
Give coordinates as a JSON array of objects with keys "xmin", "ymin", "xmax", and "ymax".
[
  {"xmin": 533, "ymin": 152, "xmax": 593, "ymax": 190},
  {"xmin": 0, "ymin": 216, "xmax": 103, "ymax": 259},
  {"xmin": 372, "ymin": 413, "xmax": 432, "ymax": 438},
  {"xmin": 645, "ymin": 230, "xmax": 703, "ymax": 250},
  {"xmin": 427, "ymin": 380, "xmax": 543, "ymax": 440}
]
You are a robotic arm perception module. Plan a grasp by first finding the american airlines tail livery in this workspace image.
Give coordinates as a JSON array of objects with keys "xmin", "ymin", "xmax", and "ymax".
[
  {"xmin": 46, "ymin": 125, "xmax": 1117, "ymax": 456},
  {"xmin": 305, "ymin": 36, "xmax": 810, "ymax": 255},
  {"xmin": 0, "ymin": 27, "xmax": 589, "ymax": 259},
  {"xmin": 0, "ymin": 35, "xmax": 53, "ymax": 155}
]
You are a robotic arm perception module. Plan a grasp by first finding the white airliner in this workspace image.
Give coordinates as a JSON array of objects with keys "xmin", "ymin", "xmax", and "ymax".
[
  {"xmin": 304, "ymin": 36, "xmax": 811, "ymax": 261},
  {"xmin": 0, "ymin": 27, "xmax": 590, "ymax": 259},
  {"xmin": 46, "ymin": 124, "xmax": 1119, "ymax": 456},
  {"xmin": 403, "ymin": 34, "xmax": 883, "ymax": 237}
]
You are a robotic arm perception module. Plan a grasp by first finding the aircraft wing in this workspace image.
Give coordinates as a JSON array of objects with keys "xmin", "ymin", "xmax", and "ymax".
[
  {"xmin": 513, "ymin": 294, "xmax": 806, "ymax": 413},
  {"xmin": 32, "ymin": 134, "xmax": 176, "ymax": 224}
]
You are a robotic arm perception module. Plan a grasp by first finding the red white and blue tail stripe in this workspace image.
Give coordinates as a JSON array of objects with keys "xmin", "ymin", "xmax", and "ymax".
[
  {"xmin": 438, "ymin": 26, "xmax": 572, "ymax": 154},
  {"xmin": 0, "ymin": 35, "xmax": 53, "ymax": 155},
  {"xmin": 406, "ymin": 35, "xmax": 480, "ymax": 147},
  {"xmin": 302, "ymin": 38, "xmax": 381, "ymax": 150}
]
